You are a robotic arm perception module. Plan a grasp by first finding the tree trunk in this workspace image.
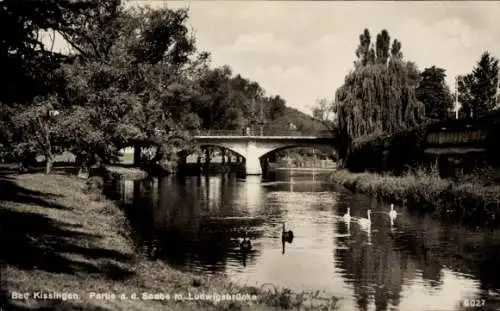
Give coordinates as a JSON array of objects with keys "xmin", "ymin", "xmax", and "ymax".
[
  {"xmin": 75, "ymin": 154, "xmax": 88, "ymax": 177},
  {"xmin": 18, "ymin": 161, "xmax": 26, "ymax": 173},
  {"xmin": 93, "ymin": 153, "xmax": 102, "ymax": 168},
  {"xmin": 77, "ymin": 165, "xmax": 88, "ymax": 177},
  {"xmin": 153, "ymin": 145, "xmax": 166, "ymax": 164},
  {"xmin": 133, "ymin": 144, "xmax": 142, "ymax": 166},
  {"xmin": 177, "ymin": 150, "xmax": 187, "ymax": 172},
  {"xmin": 45, "ymin": 152, "xmax": 54, "ymax": 174}
]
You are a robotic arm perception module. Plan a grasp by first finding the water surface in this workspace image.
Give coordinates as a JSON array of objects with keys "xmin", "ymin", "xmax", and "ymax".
[{"xmin": 110, "ymin": 170, "xmax": 500, "ymax": 311}]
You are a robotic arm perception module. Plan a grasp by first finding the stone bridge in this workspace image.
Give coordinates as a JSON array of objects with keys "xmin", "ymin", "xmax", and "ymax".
[
  {"xmin": 124, "ymin": 130, "xmax": 338, "ymax": 175},
  {"xmin": 193, "ymin": 130, "xmax": 337, "ymax": 174}
]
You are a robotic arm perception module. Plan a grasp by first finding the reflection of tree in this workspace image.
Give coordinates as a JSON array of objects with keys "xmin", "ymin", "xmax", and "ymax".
[
  {"xmin": 334, "ymin": 192, "xmax": 415, "ymax": 311},
  {"xmin": 115, "ymin": 179, "xmax": 156, "ymax": 254},
  {"xmin": 335, "ymin": 221, "xmax": 411, "ymax": 311},
  {"xmin": 430, "ymin": 220, "xmax": 500, "ymax": 291},
  {"xmin": 334, "ymin": 196, "xmax": 500, "ymax": 311},
  {"xmin": 391, "ymin": 230, "xmax": 443, "ymax": 289},
  {"xmin": 117, "ymin": 175, "xmax": 269, "ymax": 273},
  {"xmin": 335, "ymin": 190, "xmax": 500, "ymax": 311},
  {"xmin": 209, "ymin": 174, "xmax": 238, "ymax": 216},
  {"xmin": 150, "ymin": 218, "xmax": 264, "ymax": 273},
  {"xmin": 391, "ymin": 214, "xmax": 500, "ymax": 293}
]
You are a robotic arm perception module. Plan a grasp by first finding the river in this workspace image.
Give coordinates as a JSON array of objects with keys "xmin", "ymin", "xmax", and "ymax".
[{"xmin": 107, "ymin": 169, "xmax": 500, "ymax": 311}]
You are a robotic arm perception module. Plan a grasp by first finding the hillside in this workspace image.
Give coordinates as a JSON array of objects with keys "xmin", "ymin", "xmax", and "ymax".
[{"xmin": 265, "ymin": 107, "xmax": 329, "ymax": 135}]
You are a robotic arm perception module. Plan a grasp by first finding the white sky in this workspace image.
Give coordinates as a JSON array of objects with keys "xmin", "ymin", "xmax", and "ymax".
[{"xmin": 50, "ymin": 1, "xmax": 500, "ymax": 115}]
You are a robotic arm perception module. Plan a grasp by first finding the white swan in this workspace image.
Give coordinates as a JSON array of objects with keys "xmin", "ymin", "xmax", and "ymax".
[
  {"xmin": 342, "ymin": 208, "xmax": 351, "ymax": 223},
  {"xmin": 389, "ymin": 204, "xmax": 398, "ymax": 219},
  {"xmin": 358, "ymin": 209, "xmax": 372, "ymax": 229}
]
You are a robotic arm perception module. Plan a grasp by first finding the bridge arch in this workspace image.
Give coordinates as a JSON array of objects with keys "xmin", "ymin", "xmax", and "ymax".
[
  {"xmin": 182, "ymin": 144, "xmax": 247, "ymax": 166},
  {"xmin": 259, "ymin": 143, "xmax": 337, "ymax": 160},
  {"xmin": 196, "ymin": 143, "xmax": 247, "ymax": 160}
]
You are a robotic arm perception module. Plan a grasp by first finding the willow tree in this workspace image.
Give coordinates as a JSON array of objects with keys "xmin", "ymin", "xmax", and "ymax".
[{"xmin": 334, "ymin": 29, "xmax": 425, "ymax": 161}]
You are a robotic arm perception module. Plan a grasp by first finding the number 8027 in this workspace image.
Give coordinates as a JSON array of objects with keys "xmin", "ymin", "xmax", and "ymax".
[{"xmin": 462, "ymin": 299, "xmax": 485, "ymax": 308}]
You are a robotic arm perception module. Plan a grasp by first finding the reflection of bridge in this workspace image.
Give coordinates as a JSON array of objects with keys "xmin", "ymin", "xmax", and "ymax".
[{"xmin": 193, "ymin": 130, "xmax": 337, "ymax": 175}]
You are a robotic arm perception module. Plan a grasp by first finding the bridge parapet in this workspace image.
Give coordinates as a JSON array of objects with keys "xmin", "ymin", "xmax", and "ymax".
[{"xmin": 191, "ymin": 129, "xmax": 335, "ymax": 138}]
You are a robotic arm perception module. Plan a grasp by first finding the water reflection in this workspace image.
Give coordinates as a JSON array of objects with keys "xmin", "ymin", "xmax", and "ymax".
[
  {"xmin": 281, "ymin": 235, "xmax": 294, "ymax": 255},
  {"xmin": 110, "ymin": 170, "xmax": 500, "ymax": 311}
]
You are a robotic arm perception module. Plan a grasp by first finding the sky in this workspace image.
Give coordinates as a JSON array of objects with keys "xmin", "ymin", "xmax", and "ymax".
[{"xmin": 49, "ymin": 1, "xmax": 500, "ymax": 115}]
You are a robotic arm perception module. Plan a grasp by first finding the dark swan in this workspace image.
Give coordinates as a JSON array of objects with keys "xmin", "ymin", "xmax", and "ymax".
[{"xmin": 282, "ymin": 223, "xmax": 294, "ymax": 242}]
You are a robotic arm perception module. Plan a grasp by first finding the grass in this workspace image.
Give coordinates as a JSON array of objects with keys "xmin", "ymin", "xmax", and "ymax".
[
  {"xmin": 331, "ymin": 167, "xmax": 500, "ymax": 221},
  {"xmin": 104, "ymin": 165, "xmax": 149, "ymax": 180},
  {"xmin": 0, "ymin": 170, "xmax": 340, "ymax": 311}
]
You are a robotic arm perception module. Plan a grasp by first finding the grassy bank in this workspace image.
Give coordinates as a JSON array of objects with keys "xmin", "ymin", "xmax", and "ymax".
[
  {"xmin": 104, "ymin": 165, "xmax": 149, "ymax": 180},
  {"xmin": 0, "ymin": 171, "xmax": 339, "ymax": 311},
  {"xmin": 331, "ymin": 169, "xmax": 500, "ymax": 221}
]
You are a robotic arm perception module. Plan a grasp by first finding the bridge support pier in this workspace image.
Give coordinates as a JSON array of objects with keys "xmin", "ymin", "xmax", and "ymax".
[
  {"xmin": 245, "ymin": 155, "xmax": 262, "ymax": 175},
  {"xmin": 245, "ymin": 142, "xmax": 262, "ymax": 175}
]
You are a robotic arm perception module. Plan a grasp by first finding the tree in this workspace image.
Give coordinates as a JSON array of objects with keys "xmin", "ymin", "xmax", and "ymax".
[
  {"xmin": 4, "ymin": 95, "xmax": 64, "ymax": 173},
  {"xmin": 194, "ymin": 68, "xmax": 278, "ymax": 133},
  {"xmin": 0, "ymin": 0, "xmax": 116, "ymax": 171},
  {"xmin": 497, "ymin": 77, "xmax": 500, "ymax": 108},
  {"xmin": 57, "ymin": 5, "xmax": 208, "ymax": 172},
  {"xmin": 416, "ymin": 66, "xmax": 454, "ymax": 121},
  {"xmin": 195, "ymin": 65, "xmax": 236, "ymax": 129},
  {"xmin": 375, "ymin": 30, "xmax": 391, "ymax": 65},
  {"xmin": 355, "ymin": 29, "xmax": 375, "ymax": 67},
  {"xmin": 266, "ymin": 95, "xmax": 286, "ymax": 120},
  {"xmin": 334, "ymin": 29, "xmax": 425, "ymax": 161},
  {"xmin": 312, "ymin": 97, "xmax": 336, "ymax": 130},
  {"xmin": 0, "ymin": 0, "xmax": 99, "ymax": 104},
  {"xmin": 458, "ymin": 51, "xmax": 499, "ymax": 118}
]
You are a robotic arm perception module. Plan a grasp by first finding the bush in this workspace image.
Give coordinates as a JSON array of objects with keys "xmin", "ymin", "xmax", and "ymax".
[{"xmin": 346, "ymin": 126, "xmax": 428, "ymax": 174}]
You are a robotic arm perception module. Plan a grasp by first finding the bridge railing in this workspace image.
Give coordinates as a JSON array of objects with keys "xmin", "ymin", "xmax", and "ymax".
[{"xmin": 192, "ymin": 129, "xmax": 335, "ymax": 137}]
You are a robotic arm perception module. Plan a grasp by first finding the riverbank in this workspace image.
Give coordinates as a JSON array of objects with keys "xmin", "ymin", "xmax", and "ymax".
[
  {"xmin": 104, "ymin": 165, "xmax": 149, "ymax": 180},
  {"xmin": 273, "ymin": 167, "xmax": 337, "ymax": 172},
  {"xmin": 0, "ymin": 171, "xmax": 340, "ymax": 311},
  {"xmin": 330, "ymin": 169, "xmax": 500, "ymax": 220}
]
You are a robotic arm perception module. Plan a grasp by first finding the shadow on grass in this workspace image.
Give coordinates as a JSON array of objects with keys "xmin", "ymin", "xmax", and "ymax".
[
  {"xmin": 0, "ymin": 162, "xmax": 85, "ymax": 176},
  {"xmin": 0, "ymin": 177, "xmax": 67, "ymax": 210},
  {"xmin": 0, "ymin": 173, "xmax": 137, "ymax": 310},
  {"xmin": 0, "ymin": 208, "xmax": 133, "ymax": 277},
  {"xmin": 1, "ymin": 295, "xmax": 112, "ymax": 311}
]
